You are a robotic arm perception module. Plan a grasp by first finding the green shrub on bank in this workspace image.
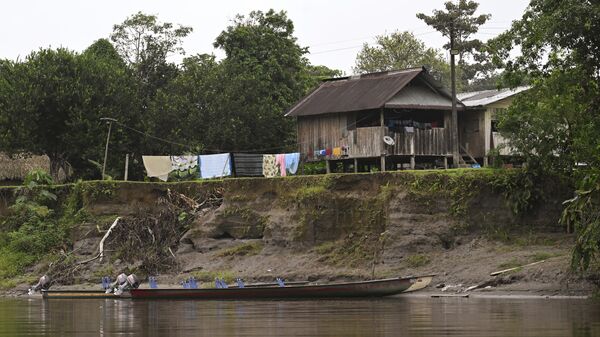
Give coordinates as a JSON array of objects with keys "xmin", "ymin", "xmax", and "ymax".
[{"xmin": 0, "ymin": 170, "xmax": 73, "ymax": 285}]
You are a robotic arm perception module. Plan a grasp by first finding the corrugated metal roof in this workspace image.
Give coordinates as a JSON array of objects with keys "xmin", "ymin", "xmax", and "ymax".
[
  {"xmin": 286, "ymin": 68, "xmax": 428, "ymax": 117},
  {"xmin": 457, "ymin": 86, "xmax": 531, "ymax": 107}
]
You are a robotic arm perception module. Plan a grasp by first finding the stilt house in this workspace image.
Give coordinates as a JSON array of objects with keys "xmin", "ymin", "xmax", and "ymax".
[
  {"xmin": 286, "ymin": 67, "xmax": 464, "ymax": 171},
  {"xmin": 457, "ymin": 86, "xmax": 530, "ymax": 166}
]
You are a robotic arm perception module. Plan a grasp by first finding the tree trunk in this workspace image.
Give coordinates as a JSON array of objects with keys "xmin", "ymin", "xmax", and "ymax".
[{"xmin": 49, "ymin": 153, "xmax": 68, "ymax": 183}]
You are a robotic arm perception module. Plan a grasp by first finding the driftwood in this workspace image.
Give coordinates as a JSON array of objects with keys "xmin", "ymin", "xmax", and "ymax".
[
  {"xmin": 490, "ymin": 260, "xmax": 546, "ymax": 276},
  {"xmin": 99, "ymin": 217, "xmax": 121, "ymax": 262},
  {"xmin": 76, "ymin": 216, "xmax": 122, "ymax": 265}
]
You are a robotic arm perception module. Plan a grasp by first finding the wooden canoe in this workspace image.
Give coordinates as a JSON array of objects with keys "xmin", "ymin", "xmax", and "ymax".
[
  {"xmin": 41, "ymin": 290, "xmax": 127, "ymax": 299},
  {"xmin": 129, "ymin": 275, "xmax": 434, "ymax": 300},
  {"xmin": 40, "ymin": 281, "xmax": 310, "ymax": 299}
]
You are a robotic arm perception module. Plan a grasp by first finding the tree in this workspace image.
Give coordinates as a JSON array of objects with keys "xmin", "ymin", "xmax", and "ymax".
[
  {"xmin": 0, "ymin": 45, "xmax": 137, "ymax": 179},
  {"xmin": 110, "ymin": 12, "xmax": 192, "ymax": 70},
  {"xmin": 110, "ymin": 12, "xmax": 192, "ymax": 110},
  {"xmin": 353, "ymin": 31, "xmax": 450, "ymax": 86},
  {"xmin": 416, "ymin": 1, "xmax": 490, "ymax": 68},
  {"xmin": 417, "ymin": 0, "xmax": 490, "ymax": 166},
  {"xmin": 145, "ymin": 54, "xmax": 221, "ymax": 155},
  {"xmin": 210, "ymin": 9, "xmax": 308, "ymax": 152},
  {"xmin": 490, "ymin": 0, "xmax": 600, "ymax": 271}
]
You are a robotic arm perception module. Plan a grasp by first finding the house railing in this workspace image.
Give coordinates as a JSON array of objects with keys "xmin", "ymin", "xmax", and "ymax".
[{"xmin": 347, "ymin": 127, "xmax": 450, "ymax": 157}]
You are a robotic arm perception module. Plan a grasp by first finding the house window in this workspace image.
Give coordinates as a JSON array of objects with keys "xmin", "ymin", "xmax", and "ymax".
[{"xmin": 491, "ymin": 120, "xmax": 499, "ymax": 132}]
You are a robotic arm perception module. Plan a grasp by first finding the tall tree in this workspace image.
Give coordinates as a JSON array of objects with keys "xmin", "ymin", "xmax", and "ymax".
[
  {"xmin": 354, "ymin": 31, "xmax": 450, "ymax": 86},
  {"xmin": 417, "ymin": 0, "xmax": 490, "ymax": 166},
  {"xmin": 211, "ymin": 9, "xmax": 308, "ymax": 152},
  {"xmin": 110, "ymin": 12, "xmax": 192, "ymax": 71},
  {"xmin": 145, "ymin": 54, "xmax": 221, "ymax": 155},
  {"xmin": 110, "ymin": 12, "xmax": 192, "ymax": 106}
]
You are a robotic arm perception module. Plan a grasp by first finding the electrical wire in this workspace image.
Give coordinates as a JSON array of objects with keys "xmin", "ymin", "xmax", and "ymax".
[{"xmin": 109, "ymin": 112, "xmax": 376, "ymax": 155}]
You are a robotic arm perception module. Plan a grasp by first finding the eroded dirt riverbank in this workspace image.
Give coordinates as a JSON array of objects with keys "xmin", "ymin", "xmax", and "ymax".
[{"xmin": 1, "ymin": 170, "xmax": 598, "ymax": 296}]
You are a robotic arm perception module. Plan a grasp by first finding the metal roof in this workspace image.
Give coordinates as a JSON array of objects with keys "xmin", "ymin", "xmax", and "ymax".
[
  {"xmin": 286, "ymin": 67, "xmax": 458, "ymax": 117},
  {"xmin": 457, "ymin": 86, "xmax": 531, "ymax": 107}
]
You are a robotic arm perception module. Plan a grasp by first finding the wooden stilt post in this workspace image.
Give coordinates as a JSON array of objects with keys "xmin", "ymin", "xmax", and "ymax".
[
  {"xmin": 380, "ymin": 108, "xmax": 386, "ymax": 172},
  {"xmin": 326, "ymin": 160, "xmax": 331, "ymax": 174},
  {"xmin": 410, "ymin": 156, "xmax": 416, "ymax": 170},
  {"xmin": 354, "ymin": 158, "xmax": 358, "ymax": 173},
  {"xmin": 443, "ymin": 156, "xmax": 448, "ymax": 170}
]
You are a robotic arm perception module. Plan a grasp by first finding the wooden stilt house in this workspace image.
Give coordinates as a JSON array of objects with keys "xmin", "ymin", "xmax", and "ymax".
[{"xmin": 285, "ymin": 67, "xmax": 465, "ymax": 172}]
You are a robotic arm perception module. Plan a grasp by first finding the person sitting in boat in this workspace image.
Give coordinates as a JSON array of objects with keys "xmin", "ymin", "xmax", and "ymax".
[{"xmin": 28, "ymin": 275, "xmax": 50, "ymax": 294}]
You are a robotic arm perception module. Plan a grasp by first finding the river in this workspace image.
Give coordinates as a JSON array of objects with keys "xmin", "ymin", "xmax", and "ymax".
[{"xmin": 0, "ymin": 296, "xmax": 598, "ymax": 336}]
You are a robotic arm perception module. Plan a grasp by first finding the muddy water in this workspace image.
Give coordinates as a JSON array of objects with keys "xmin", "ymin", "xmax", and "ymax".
[{"xmin": 0, "ymin": 296, "xmax": 598, "ymax": 337}]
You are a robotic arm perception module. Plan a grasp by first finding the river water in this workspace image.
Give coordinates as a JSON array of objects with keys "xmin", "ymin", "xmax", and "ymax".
[{"xmin": 0, "ymin": 296, "xmax": 598, "ymax": 337}]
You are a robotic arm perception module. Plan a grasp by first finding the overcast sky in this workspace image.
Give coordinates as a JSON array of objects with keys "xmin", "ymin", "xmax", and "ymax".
[{"xmin": 1, "ymin": 0, "xmax": 530, "ymax": 74}]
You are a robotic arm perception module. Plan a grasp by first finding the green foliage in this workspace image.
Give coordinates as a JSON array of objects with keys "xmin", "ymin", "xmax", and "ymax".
[
  {"xmin": 498, "ymin": 258, "xmax": 524, "ymax": 269},
  {"xmin": 210, "ymin": 9, "xmax": 308, "ymax": 152},
  {"xmin": 491, "ymin": 0, "xmax": 600, "ymax": 272},
  {"xmin": 110, "ymin": 12, "xmax": 193, "ymax": 68},
  {"xmin": 490, "ymin": 169, "xmax": 541, "ymax": 215},
  {"xmin": 302, "ymin": 161, "xmax": 326, "ymax": 175},
  {"xmin": 416, "ymin": 0, "xmax": 492, "ymax": 89},
  {"xmin": 1, "ymin": 10, "xmax": 339, "ymax": 180},
  {"xmin": 191, "ymin": 270, "xmax": 235, "ymax": 284},
  {"xmin": 354, "ymin": 31, "xmax": 450, "ymax": 86},
  {"xmin": 23, "ymin": 169, "xmax": 53, "ymax": 187},
  {"xmin": 404, "ymin": 254, "xmax": 431, "ymax": 268},
  {"xmin": 0, "ymin": 45, "xmax": 138, "ymax": 179},
  {"xmin": 0, "ymin": 176, "xmax": 72, "ymax": 285},
  {"xmin": 217, "ymin": 242, "xmax": 263, "ymax": 257},
  {"xmin": 561, "ymin": 173, "xmax": 600, "ymax": 272}
]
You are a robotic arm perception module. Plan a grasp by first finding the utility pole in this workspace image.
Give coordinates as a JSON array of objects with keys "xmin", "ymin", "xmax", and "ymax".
[
  {"xmin": 450, "ymin": 27, "xmax": 460, "ymax": 167},
  {"xmin": 100, "ymin": 117, "xmax": 117, "ymax": 180}
]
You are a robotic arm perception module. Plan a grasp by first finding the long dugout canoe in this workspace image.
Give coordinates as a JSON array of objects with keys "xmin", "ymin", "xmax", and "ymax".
[
  {"xmin": 41, "ymin": 290, "xmax": 127, "ymax": 299},
  {"xmin": 129, "ymin": 275, "xmax": 434, "ymax": 300}
]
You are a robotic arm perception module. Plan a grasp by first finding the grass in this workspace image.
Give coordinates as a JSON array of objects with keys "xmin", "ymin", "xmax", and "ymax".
[
  {"xmin": 191, "ymin": 270, "xmax": 236, "ymax": 283},
  {"xmin": 404, "ymin": 254, "xmax": 431, "ymax": 268},
  {"xmin": 217, "ymin": 242, "xmax": 263, "ymax": 257},
  {"xmin": 497, "ymin": 258, "xmax": 525, "ymax": 269}
]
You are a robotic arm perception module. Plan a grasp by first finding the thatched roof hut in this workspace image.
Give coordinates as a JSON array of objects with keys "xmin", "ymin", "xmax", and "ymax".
[{"xmin": 0, "ymin": 153, "xmax": 51, "ymax": 182}]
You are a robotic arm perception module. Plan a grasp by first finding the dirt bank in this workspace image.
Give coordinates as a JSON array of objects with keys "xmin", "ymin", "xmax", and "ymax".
[{"xmin": 1, "ymin": 169, "xmax": 598, "ymax": 296}]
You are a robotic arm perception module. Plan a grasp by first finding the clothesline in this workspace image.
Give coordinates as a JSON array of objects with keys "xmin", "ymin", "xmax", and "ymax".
[{"xmin": 142, "ymin": 152, "xmax": 300, "ymax": 182}]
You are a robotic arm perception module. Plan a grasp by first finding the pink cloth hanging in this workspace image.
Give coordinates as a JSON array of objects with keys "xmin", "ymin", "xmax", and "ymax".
[{"xmin": 275, "ymin": 154, "xmax": 287, "ymax": 177}]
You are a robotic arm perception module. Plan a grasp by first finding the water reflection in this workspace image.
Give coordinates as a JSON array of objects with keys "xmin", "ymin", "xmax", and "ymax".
[{"xmin": 0, "ymin": 296, "xmax": 598, "ymax": 336}]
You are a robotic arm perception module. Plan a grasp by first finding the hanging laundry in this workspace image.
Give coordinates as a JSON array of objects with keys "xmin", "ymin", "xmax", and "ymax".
[
  {"xmin": 142, "ymin": 156, "xmax": 172, "ymax": 182},
  {"xmin": 275, "ymin": 154, "xmax": 287, "ymax": 177},
  {"xmin": 232, "ymin": 153, "xmax": 263, "ymax": 177},
  {"xmin": 262, "ymin": 155, "xmax": 278, "ymax": 178},
  {"xmin": 284, "ymin": 153, "xmax": 300, "ymax": 175},
  {"xmin": 171, "ymin": 155, "xmax": 198, "ymax": 171},
  {"xmin": 319, "ymin": 149, "xmax": 326, "ymax": 156},
  {"xmin": 198, "ymin": 153, "xmax": 231, "ymax": 179},
  {"xmin": 325, "ymin": 148, "xmax": 332, "ymax": 156},
  {"xmin": 332, "ymin": 147, "xmax": 342, "ymax": 157}
]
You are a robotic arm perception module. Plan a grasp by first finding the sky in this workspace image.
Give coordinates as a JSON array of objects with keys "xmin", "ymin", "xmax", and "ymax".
[{"xmin": 0, "ymin": 0, "xmax": 530, "ymax": 74}]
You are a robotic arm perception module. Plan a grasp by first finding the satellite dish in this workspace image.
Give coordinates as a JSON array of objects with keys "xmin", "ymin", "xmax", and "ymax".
[{"xmin": 383, "ymin": 135, "xmax": 395, "ymax": 146}]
